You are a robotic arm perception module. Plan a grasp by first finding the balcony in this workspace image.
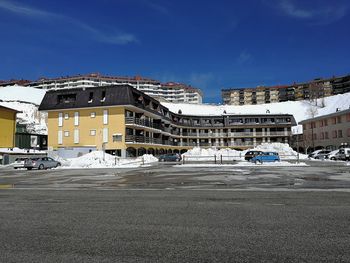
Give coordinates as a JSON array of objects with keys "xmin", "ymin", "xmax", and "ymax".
[
  {"xmin": 125, "ymin": 135, "xmax": 162, "ymax": 144},
  {"xmin": 125, "ymin": 117, "xmax": 162, "ymax": 130}
]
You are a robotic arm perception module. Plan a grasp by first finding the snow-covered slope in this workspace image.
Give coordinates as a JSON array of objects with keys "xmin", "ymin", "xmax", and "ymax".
[
  {"xmin": 0, "ymin": 85, "xmax": 47, "ymax": 134},
  {"xmin": 162, "ymin": 93, "xmax": 350, "ymax": 124}
]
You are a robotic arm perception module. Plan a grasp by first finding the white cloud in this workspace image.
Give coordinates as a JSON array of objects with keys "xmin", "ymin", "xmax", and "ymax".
[
  {"xmin": 236, "ymin": 51, "xmax": 252, "ymax": 65},
  {"xmin": 0, "ymin": 0, "xmax": 138, "ymax": 45},
  {"xmin": 267, "ymin": 0, "xmax": 348, "ymax": 25}
]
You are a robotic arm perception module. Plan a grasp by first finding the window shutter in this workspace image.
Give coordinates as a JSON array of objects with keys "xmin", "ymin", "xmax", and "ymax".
[
  {"xmin": 58, "ymin": 113, "xmax": 63, "ymax": 127},
  {"xmin": 74, "ymin": 129, "xmax": 79, "ymax": 144},
  {"xmin": 103, "ymin": 110, "xmax": 108, "ymax": 124},
  {"xmin": 58, "ymin": 130, "xmax": 63, "ymax": 144},
  {"xmin": 74, "ymin": 112, "xmax": 79, "ymax": 126},
  {"xmin": 103, "ymin": 128, "xmax": 108, "ymax": 143}
]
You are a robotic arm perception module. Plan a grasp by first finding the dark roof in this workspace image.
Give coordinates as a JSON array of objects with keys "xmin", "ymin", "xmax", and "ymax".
[{"xmin": 38, "ymin": 85, "xmax": 170, "ymax": 116}]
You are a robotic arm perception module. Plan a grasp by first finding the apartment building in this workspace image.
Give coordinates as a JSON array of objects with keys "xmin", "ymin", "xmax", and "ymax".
[
  {"xmin": 158, "ymin": 82, "xmax": 202, "ymax": 104},
  {"xmin": 299, "ymin": 108, "xmax": 350, "ymax": 151},
  {"xmin": 27, "ymin": 73, "xmax": 203, "ymax": 104},
  {"xmin": 222, "ymin": 74, "xmax": 349, "ymax": 105},
  {"xmin": 39, "ymin": 85, "xmax": 296, "ymax": 158}
]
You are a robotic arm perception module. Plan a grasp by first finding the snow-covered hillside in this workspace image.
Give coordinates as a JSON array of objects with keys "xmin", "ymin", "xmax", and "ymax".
[{"xmin": 0, "ymin": 85, "xmax": 47, "ymax": 134}]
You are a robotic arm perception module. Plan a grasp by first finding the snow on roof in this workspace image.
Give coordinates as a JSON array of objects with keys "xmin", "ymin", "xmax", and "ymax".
[
  {"xmin": 162, "ymin": 92, "xmax": 350, "ymax": 124},
  {"xmin": 0, "ymin": 85, "xmax": 46, "ymax": 105}
]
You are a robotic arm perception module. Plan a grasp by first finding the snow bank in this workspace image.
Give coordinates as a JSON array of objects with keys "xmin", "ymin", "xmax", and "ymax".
[
  {"xmin": 182, "ymin": 143, "xmax": 307, "ymax": 161},
  {"xmin": 60, "ymin": 151, "xmax": 158, "ymax": 169},
  {"xmin": 183, "ymin": 147, "xmax": 244, "ymax": 161},
  {"xmin": 0, "ymin": 85, "xmax": 46, "ymax": 105},
  {"xmin": 251, "ymin": 143, "xmax": 308, "ymax": 159}
]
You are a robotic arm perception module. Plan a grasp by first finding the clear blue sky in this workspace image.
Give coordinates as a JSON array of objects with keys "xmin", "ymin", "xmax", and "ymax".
[{"xmin": 0, "ymin": 0, "xmax": 349, "ymax": 102}]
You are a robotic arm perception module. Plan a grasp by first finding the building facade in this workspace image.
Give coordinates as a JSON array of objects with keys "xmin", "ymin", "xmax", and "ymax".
[
  {"xmin": 299, "ymin": 109, "xmax": 350, "ymax": 151},
  {"xmin": 39, "ymin": 85, "xmax": 296, "ymax": 158},
  {"xmin": 0, "ymin": 105, "xmax": 18, "ymax": 148},
  {"xmin": 27, "ymin": 73, "xmax": 203, "ymax": 104},
  {"xmin": 222, "ymin": 74, "xmax": 349, "ymax": 105}
]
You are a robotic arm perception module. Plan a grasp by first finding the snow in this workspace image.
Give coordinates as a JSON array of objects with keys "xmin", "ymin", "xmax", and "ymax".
[
  {"xmin": 59, "ymin": 151, "xmax": 158, "ymax": 169},
  {"xmin": 183, "ymin": 143, "xmax": 308, "ymax": 161},
  {"xmin": 0, "ymin": 85, "xmax": 46, "ymax": 105},
  {"xmin": 179, "ymin": 161, "xmax": 308, "ymax": 168},
  {"xmin": 162, "ymin": 93, "xmax": 350, "ymax": 133}
]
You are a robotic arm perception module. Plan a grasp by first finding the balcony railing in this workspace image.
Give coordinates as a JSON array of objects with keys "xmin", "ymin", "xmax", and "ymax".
[{"xmin": 125, "ymin": 117, "xmax": 162, "ymax": 130}]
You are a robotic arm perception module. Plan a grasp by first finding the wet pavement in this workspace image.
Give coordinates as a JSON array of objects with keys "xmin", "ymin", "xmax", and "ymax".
[{"xmin": 0, "ymin": 161, "xmax": 349, "ymax": 191}]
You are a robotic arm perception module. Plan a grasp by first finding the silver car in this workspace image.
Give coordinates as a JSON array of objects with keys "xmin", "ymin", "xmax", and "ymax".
[{"xmin": 24, "ymin": 157, "xmax": 61, "ymax": 170}]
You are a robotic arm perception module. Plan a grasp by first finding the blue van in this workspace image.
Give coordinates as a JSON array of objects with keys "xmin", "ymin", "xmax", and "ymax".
[{"xmin": 250, "ymin": 152, "xmax": 280, "ymax": 163}]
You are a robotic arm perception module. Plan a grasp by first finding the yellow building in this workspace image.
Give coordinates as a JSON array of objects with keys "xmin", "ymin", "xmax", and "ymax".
[
  {"xmin": 0, "ymin": 105, "xmax": 18, "ymax": 148},
  {"xmin": 39, "ymin": 85, "xmax": 296, "ymax": 158}
]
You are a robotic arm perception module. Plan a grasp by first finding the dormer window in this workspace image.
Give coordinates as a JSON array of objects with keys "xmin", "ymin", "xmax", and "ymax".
[
  {"xmin": 101, "ymin": 90, "xmax": 106, "ymax": 102},
  {"xmin": 88, "ymin": 92, "xmax": 94, "ymax": 103}
]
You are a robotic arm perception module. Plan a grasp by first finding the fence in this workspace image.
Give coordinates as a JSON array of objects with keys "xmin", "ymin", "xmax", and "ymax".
[{"xmin": 181, "ymin": 153, "xmax": 301, "ymax": 165}]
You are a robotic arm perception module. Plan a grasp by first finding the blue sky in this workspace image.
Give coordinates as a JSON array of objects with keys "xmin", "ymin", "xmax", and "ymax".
[{"xmin": 0, "ymin": 0, "xmax": 349, "ymax": 102}]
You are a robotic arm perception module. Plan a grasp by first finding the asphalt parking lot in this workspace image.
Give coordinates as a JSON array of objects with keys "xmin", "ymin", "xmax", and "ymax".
[{"xmin": 1, "ymin": 162, "xmax": 350, "ymax": 262}]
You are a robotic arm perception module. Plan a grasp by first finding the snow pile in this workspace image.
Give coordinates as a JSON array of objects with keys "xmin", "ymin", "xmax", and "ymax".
[
  {"xmin": 0, "ymin": 85, "xmax": 46, "ymax": 105},
  {"xmin": 182, "ymin": 143, "xmax": 307, "ymax": 161},
  {"xmin": 251, "ymin": 143, "xmax": 308, "ymax": 159},
  {"xmin": 61, "ymin": 151, "xmax": 158, "ymax": 169},
  {"xmin": 183, "ymin": 147, "xmax": 244, "ymax": 161}
]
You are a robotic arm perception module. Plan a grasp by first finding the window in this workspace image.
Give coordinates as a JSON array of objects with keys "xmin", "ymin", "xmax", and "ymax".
[
  {"xmin": 338, "ymin": 130, "xmax": 343, "ymax": 138},
  {"xmin": 332, "ymin": 117, "xmax": 337, "ymax": 125},
  {"xmin": 332, "ymin": 130, "xmax": 337, "ymax": 138},
  {"xmin": 88, "ymin": 92, "xmax": 94, "ymax": 103},
  {"xmin": 57, "ymin": 94, "xmax": 76, "ymax": 104},
  {"xmin": 347, "ymin": 113, "xmax": 350, "ymax": 122},
  {"xmin": 319, "ymin": 120, "xmax": 323, "ymax": 127},
  {"xmin": 103, "ymin": 110, "xmax": 108, "ymax": 124},
  {"xmin": 90, "ymin": 112, "xmax": 96, "ymax": 118},
  {"xmin": 112, "ymin": 134, "xmax": 122, "ymax": 142},
  {"xmin": 58, "ymin": 112, "xmax": 63, "ymax": 127},
  {"xmin": 101, "ymin": 91, "xmax": 106, "ymax": 102},
  {"xmin": 90, "ymin": 130, "xmax": 96, "ymax": 136},
  {"xmin": 74, "ymin": 112, "xmax": 79, "ymax": 126},
  {"xmin": 324, "ymin": 119, "xmax": 328, "ymax": 126},
  {"xmin": 64, "ymin": 113, "xmax": 69, "ymax": 119},
  {"xmin": 58, "ymin": 130, "xmax": 63, "ymax": 145},
  {"xmin": 74, "ymin": 129, "xmax": 79, "ymax": 144},
  {"xmin": 337, "ymin": 116, "xmax": 342, "ymax": 123},
  {"xmin": 64, "ymin": 131, "xmax": 70, "ymax": 137},
  {"xmin": 347, "ymin": 128, "xmax": 350, "ymax": 137},
  {"xmin": 325, "ymin": 132, "xmax": 329, "ymax": 139},
  {"xmin": 320, "ymin": 132, "xmax": 324, "ymax": 140}
]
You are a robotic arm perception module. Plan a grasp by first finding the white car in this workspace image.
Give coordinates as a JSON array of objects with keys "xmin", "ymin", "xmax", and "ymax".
[
  {"xmin": 308, "ymin": 149, "xmax": 324, "ymax": 159},
  {"xmin": 325, "ymin": 150, "xmax": 340, "ymax": 160},
  {"xmin": 13, "ymin": 158, "xmax": 27, "ymax": 169}
]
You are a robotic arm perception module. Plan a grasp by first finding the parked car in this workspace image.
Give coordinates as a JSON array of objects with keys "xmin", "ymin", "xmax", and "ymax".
[
  {"xmin": 337, "ymin": 148, "xmax": 350, "ymax": 161},
  {"xmin": 244, "ymin": 150, "xmax": 263, "ymax": 161},
  {"xmin": 313, "ymin": 150, "xmax": 331, "ymax": 159},
  {"xmin": 325, "ymin": 150, "xmax": 340, "ymax": 160},
  {"xmin": 24, "ymin": 157, "xmax": 61, "ymax": 170},
  {"xmin": 13, "ymin": 158, "xmax": 28, "ymax": 169},
  {"xmin": 251, "ymin": 152, "xmax": 280, "ymax": 163},
  {"xmin": 308, "ymin": 149, "xmax": 324, "ymax": 159},
  {"xmin": 158, "ymin": 153, "xmax": 181, "ymax": 162}
]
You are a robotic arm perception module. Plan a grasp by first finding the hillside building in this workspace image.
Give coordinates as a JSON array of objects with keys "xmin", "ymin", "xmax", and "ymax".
[
  {"xmin": 39, "ymin": 85, "xmax": 296, "ymax": 158},
  {"xmin": 27, "ymin": 73, "xmax": 203, "ymax": 104},
  {"xmin": 222, "ymin": 74, "xmax": 349, "ymax": 105}
]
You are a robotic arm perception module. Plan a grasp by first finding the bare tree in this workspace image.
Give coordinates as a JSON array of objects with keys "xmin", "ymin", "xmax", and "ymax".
[
  {"xmin": 306, "ymin": 105, "xmax": 318, "ymax": 118},
  {"xmin": 308, "ymin": 81, "xmax": 324, "ymax": 106}
]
